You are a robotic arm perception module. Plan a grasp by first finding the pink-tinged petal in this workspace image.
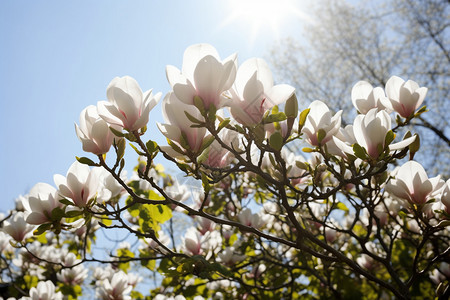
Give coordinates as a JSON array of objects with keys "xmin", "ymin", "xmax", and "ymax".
[
  {"xmin": 396, "ymin": 161, "xmax": 427, "ymax": 193},
  {"xmin": 221, "ymin": 53, "xmax": 238, "ymax": 90},
  {"xmin": 157, "ymin": 123, "xmax": 182, "ymax": 142},
  {"xmin": 109, "ymin": 88, "xmax": 140, "ymax": 128},
  {"xmin": 97, "ymin": 101, "xmax": 124, "ymax": 127},
  {"xmin": 353, "ymin": 114, "xmax": 368, "ymax": 150},
  {"xmin": 429, "ymin": 175, "xmax": 444, "ymax": 192},
  {"xmin": 389, "ymin": 135, "xmax": 416, "ymax": 151},
  {"xmin": 106, "ymin": 76, "xmax": 142, "ymax": 108},
  {"xmin": 351, "ymin": 81, "xmax": 373, "ymax": 113},
  {"xmin": 166, "ymin": 65, "xmax": 183, "ymax": 87},
  {"xmin": 242, "ymin": 71, "xmax": 264, "ymax": 106},
  {"xmin": 332, "ymin": 136, "xmax": 353, "ymax": 155},
  {"xmin": 193, "ymin": 55, "xmax": 225, "ymax": 108},
  {"xmin": 182, "ymin": 43, "xmax": 220, "ymax": 81},
  {"xmin": 385, "ymin": 75, "xmax": 404, "ymax": 101},
  {"xmin": 386, "ymin": 180, "xmax": 411, "ymax": 201},
  {"xmin": 26, "ymin": 212, "xmax": 48, "ymax": 225},
  {"xmin": 159, "ymin": 145, "xmax": 185, "ymax": 159},
  {"xmin": 414, "ymin": 87, "xmax": 428, "ymax": 109},
  {"xmin": 266, "ymin": 84, "xmax": 295, "ymax": 106}
]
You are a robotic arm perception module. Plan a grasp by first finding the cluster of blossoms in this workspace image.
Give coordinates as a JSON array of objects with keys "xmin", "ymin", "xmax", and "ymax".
[{"xmin": 0, "ymin": 43, "xmax": 449, "ymax": 299}]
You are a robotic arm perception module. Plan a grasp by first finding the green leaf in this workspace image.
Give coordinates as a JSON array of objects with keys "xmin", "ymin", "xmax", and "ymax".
[
  {"xmin": 194, "ymin": 95, "xmax": 206, "ymax": 114},
  {"xmin": 352, "ymin": 143, "xmax": 367, "ymax": 160},
  {"xmin": 409, "ymin": 134, "xmax": 420, "ymax": 154},
  {"xmin": 197, "ymin": 146, "xmax": 210, "ymax": 165},
  {"xmin": 298, "ymin": 108, "xmax": 310, "ymax": 130},
  {"xmin": 384, "ymin": 130, "xmax": 395, "ymax": 147},
  {"xmin": 336, "ymin": 202, "xmax": 349, "ymax": 213},
  {"xmin": 302, "ymin": 147, "xmax": 315, "ymax": 153},
  {"xmin": 167, "ymin": 138, "xmax": 185, "ymax": 154},
  {"xmin": 109, "ymin": 127, "xmax": 125, "ymax": 137},
  {"xmin": 34, "ymin": 223, "xmax": 52, "ymax": 236},
  {"xmin": 317, "ymin": 129, "xmax": 326, "ymax": 144},
  {"xmin": 185, "ymin": 111, "xmax": 204, "ymax": 124},
  {"xmin": 217, "ymin": 118, "xmax": 231, "ymax": 132},
  {"xmin": 59, "ymin": 199, "xmax": 74, "ymax": 206},
  {"xmin": 199, "ymin": 135, "xmax": 216, "ymax": 153},
  {"xmin": 284, "ymin": 93, "xmax": 298, "ymax": 118},
  {"xmin": 51, "ymin": 207, "xmax": 65, "ymax": 221},
  {"xmin": 146, "ymin": 140, "xmax": 159, "ymax": 154},
  {"xmin": 414, "ymin": 105, "xmax": 428, "ymax": 117},
  {"xmin": 129, "ymin": 143, "xmax": 146, "ymax": 156},
  {"xmin": 264, "ymin": 112, "xmax": 287, "ymax": 124},
  {"xmin": 65, "ymin": 210, "xmax": 84, "ymax": 218},
  {"xmin": 75, "ymin": 156, "xmax": 99, "ymax": 167},
  {"xmin": 208, "ymin": 103, "xmax": 217, "ymax": 123},
  {"xmin": 201, "ymin": 173, "xmax": 211, "ymax": 194},
  {"xmin": 116, "ymin": 138, "xmax": 126, "ymax": 160},
  {"xmin": 269, "ymin": 131, "xmax": 284, "ymax": 151}
]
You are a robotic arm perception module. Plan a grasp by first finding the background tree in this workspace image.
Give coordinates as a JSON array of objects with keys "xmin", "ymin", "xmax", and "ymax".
[{"xmin": 270, "ymin": 0, "xmax": 449, "ymax": 175}]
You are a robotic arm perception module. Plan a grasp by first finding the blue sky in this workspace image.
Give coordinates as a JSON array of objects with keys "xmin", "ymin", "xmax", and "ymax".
[{"xmin": 0, "ymin": 0, "xmax": 310, "ymax": 211}]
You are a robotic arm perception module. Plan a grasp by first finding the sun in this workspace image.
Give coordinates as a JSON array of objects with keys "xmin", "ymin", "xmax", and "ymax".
[{"xmin": 222, "ymin": 0, "xmax": 308, "ymax": 44}]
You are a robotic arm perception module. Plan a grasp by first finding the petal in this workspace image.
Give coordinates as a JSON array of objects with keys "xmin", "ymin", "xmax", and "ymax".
[
  {"xmin": 385, "ymin": 75, "xmax": 404, "ymax": 101},
  {"xmin": 389, "ymin": 135, "xmax": 416, "ymax": 151},
  {"xmin": 265, "ymin": 84, "xmax": 295, "ymax": 106},
  {"xmin": 182, "ymin": 43, "xmax": 220, "ymax": 81}
]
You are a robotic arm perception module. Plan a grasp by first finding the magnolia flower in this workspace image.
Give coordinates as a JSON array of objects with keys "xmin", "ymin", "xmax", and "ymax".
[
  {"xmin": 238, "ymin": 208, "xmax": 262, "ymax": 228},
  {"xmin": 26, "ymin": 183, "xmax": 63, "ymax": 225},
  {"xmin": 334, "ymin": 108, "xmax": 416, "ymax": 159},
  {"xmin": 203, "ymin": 127, "xmax": 239, "ymax": 168},
  {"xmin": 229, "ymin": 58, "xmax": 295, "ymax": 126},
  {"xmin": 54, "ymin": 161, "xmax": 100, "ymax": 207},
  {"xmin": 196, "ymin": 216, "xmax": 216, "ymax": 235},
  {"xmin": 22, "ymin": 280, "xmax": 63, "ymax": 300},
  {"xmin": 57, "ymin": 253, "xmax": 88, "ymax": 285},
  {"xmin": 97, "ymin": 76, "xmax": 161, "ymax": 131},
  {"xmin": 385, "ymin": 161, "xmax": 444, "ymax": 205},
  {"xmin": 2, "ymin": 212, "xmax": 35, "ymax": 242},
  {"xmin": 157, "ymin": 91, "xmax": 208, "ymax": 156},
  {"xmin": 182, "ymin": 227, "xmax": 203, "ymax": 255},
  {"xmin": 351, "ymin": 81, "xmax": 390, "ymax": 114},
  {"xmin": 96, "ymin": 271, "xmax": 132, "ymax": 300},
  {"xmin": 75, "ymin": 105, "xmax": 121, "ymax": 155},
  {"xmin": 166, "ymin": 43, "xmax": 237, "ymax": 109},
  {"xmin": 218, "ymin": 247, "xmax": 246, "ymax": 265},
  {"xmin": 301, "ymin": 100, "xmax": 342, "ymax": 146},
  {"xmin": 440, "ymin": 179, "xmax": 450, "ymax": 212},
  {"xmin": 96, "ymin": 168, "xmax": 126, "ymax": 204},
  {"xmin": 385, "ymin": 76, "xmax": 427, "ymax": 118}
]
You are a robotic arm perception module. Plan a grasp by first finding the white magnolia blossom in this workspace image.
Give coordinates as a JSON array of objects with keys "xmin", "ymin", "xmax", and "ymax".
[
  {"xmin": 22, "ymin": 280, "xmax": 63, "ymax": 300},
  {"xmin": 97, "ymin": 76, "xmax": 161, "ymax": 131},
  {"xmin": 158, "ymin": 91, "xmax": 208, "ymax": 157},
  {"xmin": 385, "ymin": 161, "xmax": 444, "ymax": 205},
  {"xmin": 204, "ymin": 127, "xmax": 239, "ymax": 168},
  {"xmin": 229, "ymin": 58, "xmax": 295, "ymax": 126},
  {"xmin": 218, "ymin": 246, "xmax": 246, "ymax": 265},
  {"xmin": 333, "ymin": 108, "xmax": 416, "ymax": 158},
  {"xmin": 26, "ymin": 183, "xmax": 63, "ymax": 225},
  {"xmin": 237, "ymin": 208, "xmax": 262, "ymax": 228},
  {"xmin": 301, "ymin": 100, "xmax": 342, "ymax": 146},
  {"xmin": 56, "ymin": 253, "xmax": 88, "ymax": 285},
  {"xmin": 182, "ymin": 227, "xmax": 204, "ymax": 256},
  {"xmin": 96, "ymin": 271, "xmax": 132, "ymax": 300},
  {"xmin": 385, "ymin": 75, "xmax": 427, "ymax": 118},
  {"xmin": 54, "ymin": 161, "xmax": 100, "ymax": 207},
  {"xmin": 96, "ymin": 168, "xmax": 126, "ymax": 204},
  {"xmin": 351, "ymin": 80, "xmax": 390, "ymax": 114},
  {"xmin": 75, "ymin": 105, "xmax": 120, "ymax": 155},
  {"xmin": 440, "ymin": 179, "xmax": 450, "ymax": 212},
  {"xmin": 2, "ymin": 212, "xmax": 35, "ymax": 242},
  {"xmin": 166, "ymin": 43, "xmax": 237, "ymax": 109}
]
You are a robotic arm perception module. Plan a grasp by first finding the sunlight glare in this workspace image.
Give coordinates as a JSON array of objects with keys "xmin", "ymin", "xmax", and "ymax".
[{"xmin": 222, "ymin": 0, "xmax": 308, "ymax": 45}]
